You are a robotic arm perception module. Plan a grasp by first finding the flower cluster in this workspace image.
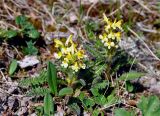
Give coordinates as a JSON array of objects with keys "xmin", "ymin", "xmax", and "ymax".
[
  {"xmin": 99, "ymin": 13, "xmax": 122, "ymax": 49},
  {"xmin": 54, "ymin": 35, "xmax": 87, "ymax": 72}
]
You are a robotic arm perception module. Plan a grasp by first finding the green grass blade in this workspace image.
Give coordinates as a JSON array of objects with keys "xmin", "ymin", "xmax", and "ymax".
[{"xmin": 47, "ymin": 61, "xmax": 58, "ymax": 95}]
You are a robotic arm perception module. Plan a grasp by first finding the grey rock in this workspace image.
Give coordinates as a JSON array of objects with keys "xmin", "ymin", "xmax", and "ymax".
[{"xmin": 18, "ymin": 56, "xmax": 40, "ymax": 68}]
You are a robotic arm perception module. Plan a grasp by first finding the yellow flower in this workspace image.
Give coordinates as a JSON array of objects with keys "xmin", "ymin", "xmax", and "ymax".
[
  {"xmin": 61, "ymin": 60, "xmax": 68, "ymax": 68},
  {"xmin": 108, "ymin": 31, "xmax": 115, "ymax": 40},
  {"xmin": 61, "ymin": 47, "xmax": 67, "ymax": 54},
  {"xmin": 65, "ymin": 35, "xmax": 73, "ymax": 45},
  {"xmin": 104, "ymin": 41, "xmax": 115, "ymax": 49},
  {"xmin": 115, "ymin": 20, "xmax": 122, "ymax": 30},
  {"xmin": 71, "ymin": 62, "xmax": 79, "ymax": 72},
  {"xmin": 99, "ymin": 33, "xmax": 108, "ymax": 43},
  {"xmin": 79, "ymin": 62, "xmax": 86, "ymax": 69},
  {"xmin": 70, "ymin": 44, "xmax": 77, "ymax": 54},
  {"xmin": 64, "ymin": 57, "xmax": 69, "ymax": 62},
  {"xmin": 103, "ymin": 13, "xmax": 111, "ymax": 25},
  {"xmin": 76, "ymin": 50, "xmax": 85, "ymax": 59},
  {"xmin": 54, "ymin": 52, "xmax": 62, "ymax": 59},
  {"xmin": 105, "ymin": 25, "xmax": 111, "ymax": 31},
  {"xmin": 99, "ymin": 34, "xmax": 103, "ymax": 40},
  {"xmin": 54, "ymin": 39, "xmax": 64, "ymax": 48},
  {"xmin": 65, "ymin": 53, "xmax": 72, "ymax": 61},
  {"xmin": 115, "ymin": 32, "xmax": 121, "ymax": 41},
  {"xmin": 65, "ymin": 36, "xmax": 77, "ymax": 54}
]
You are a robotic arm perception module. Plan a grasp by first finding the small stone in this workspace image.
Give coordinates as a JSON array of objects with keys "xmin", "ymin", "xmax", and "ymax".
[
  {"xmin": 149, "ymin": 82, "xmax": 160, "ymax": 95},
  {"xmin": 150, "ymin": 78, "xmax": 157, "ymax": 85},
  {"xmin": 18, "ymin": 56, "xmax": 40, "ymax": 68}
]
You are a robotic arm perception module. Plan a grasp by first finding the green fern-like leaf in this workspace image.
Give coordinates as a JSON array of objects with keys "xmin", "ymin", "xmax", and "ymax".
[
  {"xmin": 93, "ymin": 63, "xmax": 107, "ymax": 78},
  {"xmin": 84, "ymin": 44, "xmax": 103, "ymax": 58},
  {"xmin": 92, "ymin": 80, "xmax": 108, "ymax": 90},
  {"xmin": 111, "ymin": 50, "xmax": 135, "ymax": 74},
  {"xmin": 118, "ymin": 71, "xmax": 145, "ymax": 81},
  {"xmin": 19, "ymin": 70, "xmax": 47, "ymax": 87},
  {"xmin": 91, "ymin": 80, "xmax": 108, "ymax": 97},
  {"xmin": 26, "ymin": 87, "xmax": 50, "ymax": 96}
]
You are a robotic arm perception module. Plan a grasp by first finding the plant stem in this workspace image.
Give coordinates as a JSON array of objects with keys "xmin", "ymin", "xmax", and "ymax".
[{"xmin": 105, "ymin": 50, "xmax": 115, "ymax": 80}]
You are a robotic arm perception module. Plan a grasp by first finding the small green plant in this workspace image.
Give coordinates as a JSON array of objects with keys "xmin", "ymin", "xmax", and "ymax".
[
  {"xmin": 58, "ymin": 87, "xmax": 73, "ymax": 96},
  {"xmin": 19, "ymin": 61, "xmax": 75, "ymax": 115},
  {"xmin": 23, "ymin": 41, "xmax": 38, "ymax": 55},
  {"xmin": 85, "ymin": 20, "xmax": 99, "ymax": 40},
  {"xmin": 20, "ymin": 62, "xmax": 58, "ymax": 97},
  {"xmin": 19, "ymin": 62, "xmax": 57, "ymax": 115},
  {"xmin": 0, "ymin": 15, "xmax": 40, "ymax": 41},
  {"xmin": 114, "ymin": 96, "xmax": 160, "ymax": 116},
  {"xmin": 15, "ymin": 15, "xmax": 40, "ymax": 40},
  {"xmin": 137, "ymin": 96, "xmax": 160, "ymax": 116},
  {"xmin": 118, "ymin": 71, "xmax": 145, "ymax": 92}
]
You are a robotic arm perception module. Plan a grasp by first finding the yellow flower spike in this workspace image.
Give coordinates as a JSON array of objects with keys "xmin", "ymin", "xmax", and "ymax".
[
  {"xmin": 111, "ymin": 20, "xmax": 122, "ymax": 30},
  {"xmin": 99, "ymin": 13, "xmax": 123, "ymax": 49},
  {"xmin": 54, "ymin": 39, "xmax": 64, "ymax": 48},
  {"xmin": 65, "ymin": 35, "xmax": 77, "ymax": 54},
  {"xmin": 53, "ymin": 35, "xmax": 87, "ymax": 72}
]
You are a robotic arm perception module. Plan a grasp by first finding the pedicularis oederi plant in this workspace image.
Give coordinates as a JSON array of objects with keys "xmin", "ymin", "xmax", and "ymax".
[
  {"xmin": 99, "ymin": 13, "xmax": 123, "ymax": 80},
  {"xmin": 53, "ymin": 35, "xmax": 87, "ymax": 86}
]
